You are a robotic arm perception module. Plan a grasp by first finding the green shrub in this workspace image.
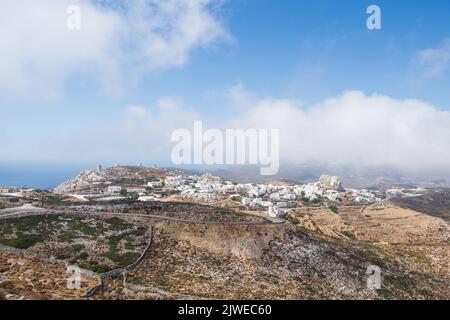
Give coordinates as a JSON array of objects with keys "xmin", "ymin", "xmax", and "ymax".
[
  {"xmin": 41, "ymin": 195, "xmax": 71, "ymax": 206},
  {"xmin": 104, "ymin": 217, "xmax": 131, "ymax": 231},
  {"xmin": 79, "ymin": 262, "xmax": 111, "ymax": 273},
  {"xmin": 124, "ymin": 241, "xmax": 136, "ymax": 250},
  {"xmin": 129, "ymin": 192, "xmax": 140, "ymax": 200},
  {"xmin": 58, "ymin": 231, "xmax": 78, "ymax": 243},
  {"xmin": 67, "ymin": 218, "xmax": 103, "ymax": 237},
  {"xmin": 6, "ymin": 215, "xmax": 50, "ymax": 231},
  {"xmin": 76, "ymin": 252, "xmax": 89, "ymax": 260},
  {"xmin": 287, "ymin": 215, "xmax": 300, "ymax": 225},
  {"xmin": 342, "ymin": 231, "xmax": 355, "ymax": 239},
  {"xmin": 1, "ymin": 224, "xmax": 13, "ymax": 235},
  {"xmin": 0, "ymin": 233, "xmax": 46, "ymax": 249},
  {"xmin": 329, "ymin": 204, "xmax": 339, "ymax": 214},
  {"xmin": 72, "ymin": 244, "xmax": 85, "ymax": 252},
  {"xmin": 230, "ymin": 195, "xmax": 242, "ymax": 203},
  {"xmin": 105, "ymin": 251, "xmax": 140, "ymax": 268}
]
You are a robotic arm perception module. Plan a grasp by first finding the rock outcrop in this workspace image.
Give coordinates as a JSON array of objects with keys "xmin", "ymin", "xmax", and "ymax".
[
  {"xmin": 53, "ymin": 169, "xmax": 109, "ymax": 194},
  {"xmin": 53, "ymin": 166, "xmax": 173, "ymax": 194},
  {"xmin": 319, "ymin": 175, "xmax": 344, "ymax": 191}
]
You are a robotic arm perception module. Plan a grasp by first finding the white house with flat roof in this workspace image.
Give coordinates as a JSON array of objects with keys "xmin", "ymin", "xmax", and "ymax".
[
  {"xmin": 107, "ymin": 186, "xmax": 122, "ymax": 194},
  {"xmin": 147, "ymin": 181, "xmax": 162, "ymax": 188},
  {"xmin": 268, "ymin": 206, "xmax": 286, "ymax": 218},
  {"xmin": 0, "ymin": 186, "xmax": 20, "ymax": 194},
  {"xmin": 126, "ymin": 187, "xmax": 146, "ymax": 195}
]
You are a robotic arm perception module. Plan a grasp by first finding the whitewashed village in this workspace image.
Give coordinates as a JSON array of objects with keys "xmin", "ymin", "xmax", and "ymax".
[{"xmin": 1, "ymin": 165, "xmax": 424, "ymax": 219}]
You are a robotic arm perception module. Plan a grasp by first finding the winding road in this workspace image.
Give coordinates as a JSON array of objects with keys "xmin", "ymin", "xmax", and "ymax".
[{"xmin": 0, "ymin": 204, "xmax": 285, "ymax": 225}]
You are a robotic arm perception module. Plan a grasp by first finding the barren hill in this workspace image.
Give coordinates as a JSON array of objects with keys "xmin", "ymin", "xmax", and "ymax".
[
  {"xmin": 53, "ymin": 166, "xmax": 174, "ymax": 194},
  {"xmin": 390, "ymin": 188, "xmax": 450, "ymax": 222}
]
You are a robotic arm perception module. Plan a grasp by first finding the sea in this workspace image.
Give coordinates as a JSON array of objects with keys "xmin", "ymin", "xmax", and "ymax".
[{"xmin": 0, "ymin": 163, "xmax": 90, "ymax": 189}]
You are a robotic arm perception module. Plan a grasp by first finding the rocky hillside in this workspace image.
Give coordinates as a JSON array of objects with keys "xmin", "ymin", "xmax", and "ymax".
[
  {"xmin": 391, "ymin": 188, "xmax": 450, "ymax": 222},
  {"xmin": 0, "ymin": 248, "xmax": 98, "ymax": 299},
  {"xmin": 53, "ymin": 166, "xmax": 173, "ymax": 194},
  {"xmin": 1, "ymin": 201, "xmax": 449, "ymax": 299},
  {"xmin": 125, "ymin": 221, "xmax": 449, "ymax": 299}
]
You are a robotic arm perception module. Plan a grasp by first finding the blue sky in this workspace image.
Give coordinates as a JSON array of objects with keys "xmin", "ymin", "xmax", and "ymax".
[
  {"xmin": 1, "ymin": 0, "xmax": 450, "ymax": 185},
  {"xmin": 4, "ymin": 1, "xmax": 450, "ymax": 108},
  {"xmin": 123, "ymin": 0, "xmax": 450, "ymax": 107}
]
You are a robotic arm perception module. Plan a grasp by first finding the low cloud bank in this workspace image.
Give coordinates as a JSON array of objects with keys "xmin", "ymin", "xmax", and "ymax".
[
  {"xmin": 236, "ymin": 90, "xmax": 450, "ymax": 172},
  {"xmin": 3, "ymin": 89, "xmax": 450, "ymax": 178}
]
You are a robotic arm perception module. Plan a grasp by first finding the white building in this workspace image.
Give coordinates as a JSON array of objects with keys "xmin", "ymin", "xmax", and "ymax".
[
  {"xmin": 276, "ymin": 201, "xmax": 288, "ymax": 208},
  {"xmin": 324, "ymin": 190, "xmax": 343, "ymax": 201},
  {"xmin": 260, "ymin": 201, "xmax": 273, "ymax": 207},
  {"xmin": 165, "ymin": 176, "xmax": 186, "ymax": 187},
  {"xmin": 268, "ymin": 206, "xmax": 286, "ymax": 218},
  {"xmin": 0, "ymin": 186, "xmax": 18, "ymax": 194},
  {"xmin": 295, "ymin": 183, "xmax": 323, "ymax": 200},
  {"xmin": 126, "ymin": 187, "xmax": 146, "ymax": 195},
  {"xmin": 107, "ymin": 186, "xmax": 122, "ymax": 194},
  {"xmin": 241, "ymin": 198, "xmax": 252, "ymax": 206},
  {"xmin": 138, "ymin": 196, "xmax": 158, "ymax": 202},
  {"xmin": 147, "ymin": 181, "xmax": 162, "ymax": 188}
]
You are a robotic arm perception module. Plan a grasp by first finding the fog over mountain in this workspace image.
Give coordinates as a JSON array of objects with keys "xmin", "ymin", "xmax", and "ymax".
[{"xmin": 185, "ymin": 163, "xmax": 450, "ymax": 189}]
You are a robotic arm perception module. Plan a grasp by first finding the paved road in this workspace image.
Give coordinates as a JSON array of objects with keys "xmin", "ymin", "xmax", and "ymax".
[
  {"xmin": 0, "ymin": 204, "xmax": 47, "ymax": 213},
  {"xmin": 0, "ymin": 210, "xmax": 61, "ymax": 220},
  {"xmin": 0, "ymin": 207, "xmax": 284, "ymax": 226},
  {"xmin": 73, "ymin": 210, "xmax": 284, "ymax": 226}
]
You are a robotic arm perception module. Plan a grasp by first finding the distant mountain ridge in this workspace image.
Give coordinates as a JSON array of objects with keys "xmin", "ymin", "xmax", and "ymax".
[{"xmin": 200, "ymin": 164, "xmax": 450, "ymax": 189}]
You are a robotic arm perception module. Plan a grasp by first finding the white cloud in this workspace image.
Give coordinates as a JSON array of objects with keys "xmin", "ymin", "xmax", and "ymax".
[
  {"xmin": 0, "ymin": 0, "xmax": 229, "ymax": 98},
  {"xmin": 230, "ymin": 89, "xmax": 450, "ymax": 171},
  {"xmin": 3, "ymin": 88, "xmax": 450, "ymax": 174},
  {"xmin": 65, "ymin": 97, "xmax": 199, "ymax": 163},
  {"xmin": 0, "ymin": 96, "xmax": 199, "ymax": 164},
  {"xmin": 415, "ymin": 38, "xmax": 450, "ymax": 78},
  {"xmin": 122, "ymin": 0, "xmax": 230, "ymax": 70},
  {"xmin": 225, "ymin": 82, "xmax": 256, "ymax": 108}
]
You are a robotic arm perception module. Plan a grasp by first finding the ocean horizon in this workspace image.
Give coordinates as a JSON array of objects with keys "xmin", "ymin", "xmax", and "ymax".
[{"xmin": 0, "ymin": 163, "xmax": 90, "ymax": 189}]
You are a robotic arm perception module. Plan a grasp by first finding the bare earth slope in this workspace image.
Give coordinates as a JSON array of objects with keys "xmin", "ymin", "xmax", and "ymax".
[
  {"xmin": 391, "ymin": 188, "xmax": 450, "ymax": 222},
  {"xmin": 0, "ymin": 199, "xmax": 449, "ymax": 299}
]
